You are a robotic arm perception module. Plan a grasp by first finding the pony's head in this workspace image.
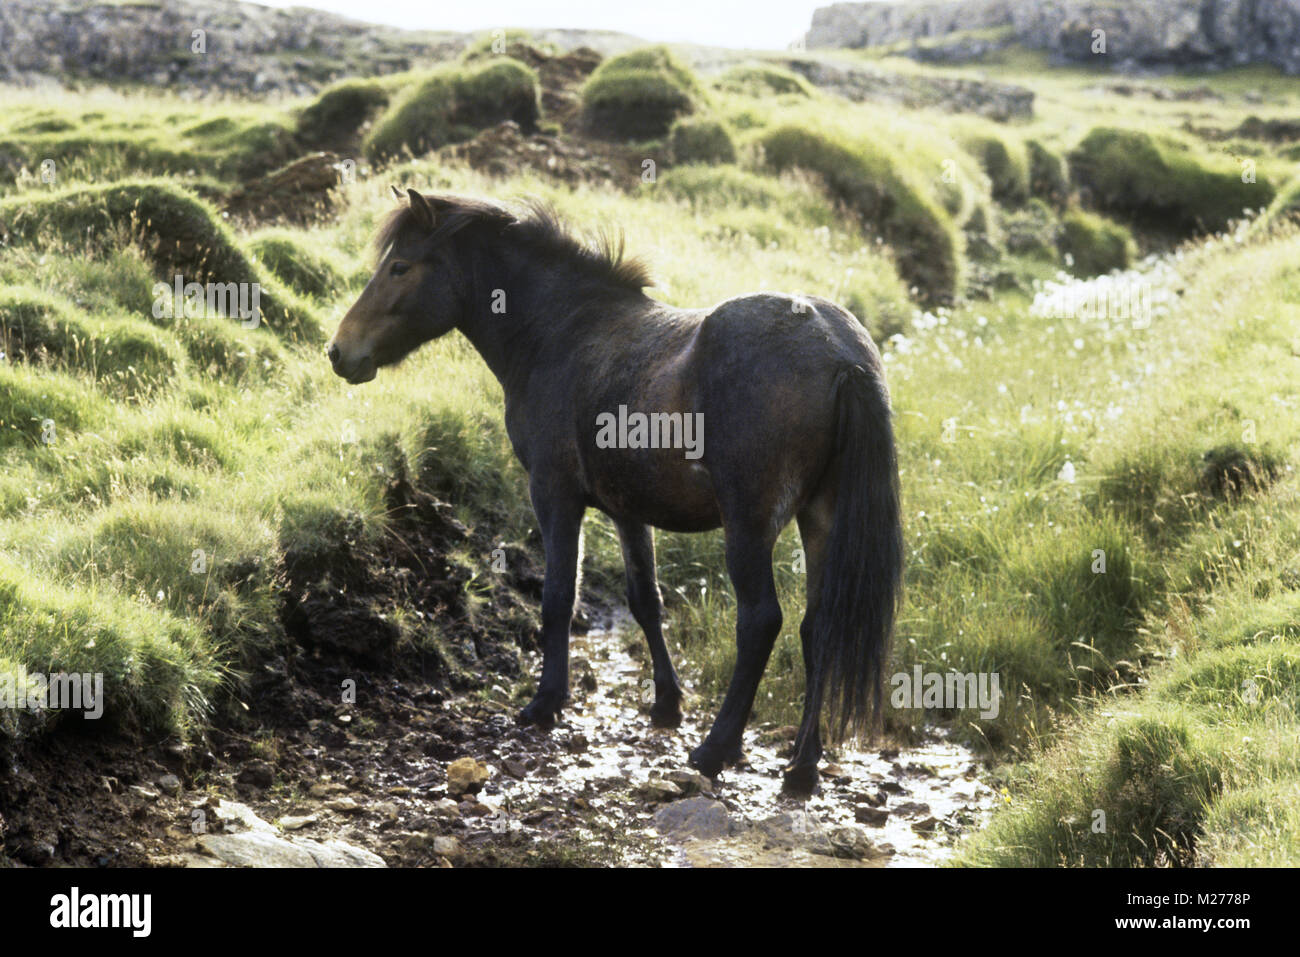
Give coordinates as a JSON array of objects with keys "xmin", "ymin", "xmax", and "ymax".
[{"xmin": 327, "ymin": 188, "xmax": 490, "ymax": 383}]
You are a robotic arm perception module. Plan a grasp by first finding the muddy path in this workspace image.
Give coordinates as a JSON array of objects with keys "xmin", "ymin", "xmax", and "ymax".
[
  {"xmin": 0, "ymin": 612, "xmax": 996, "ymax": 869},
  {"xmin": 128, "ymin": 612, "xmax": 995, "ymax": 869}
]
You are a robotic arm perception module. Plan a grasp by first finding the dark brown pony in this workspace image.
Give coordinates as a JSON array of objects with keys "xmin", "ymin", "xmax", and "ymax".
[{"xmin": 328, "ymin": 189, "xmax": 903, "ymax": 791}]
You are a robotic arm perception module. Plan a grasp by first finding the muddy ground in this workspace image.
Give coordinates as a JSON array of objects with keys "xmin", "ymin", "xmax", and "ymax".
[{"xmin": 0, "ymin": 473, "xmax": 996, "ymax": 869}]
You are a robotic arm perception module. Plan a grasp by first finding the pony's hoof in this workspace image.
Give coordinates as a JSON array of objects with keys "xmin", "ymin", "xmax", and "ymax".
[
  {"xmin": 517, "ymin": 694, "xmax": 564, "ymax": 727},
  {"xmin": 781, "ymin": 762, "xmax": 820, "ymax": 795},
  {"xmin": 649, "ymin": 698, "xmax": 683, "ymax": 728},
  {"xmin": 687, "ymin": 744, "xmax": 723, "ymax": 779}
]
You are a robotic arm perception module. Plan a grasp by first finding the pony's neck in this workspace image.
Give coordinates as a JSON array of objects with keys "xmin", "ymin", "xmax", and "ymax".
[{"xmin": 453, "ymin": 242, "xmax": 637, "ymax": 397}]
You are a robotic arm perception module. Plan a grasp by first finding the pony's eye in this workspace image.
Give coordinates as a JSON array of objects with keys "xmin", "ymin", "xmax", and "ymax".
[{"xmin": 390, "ymin": 261, "xmax": 411, "ymax": 277}]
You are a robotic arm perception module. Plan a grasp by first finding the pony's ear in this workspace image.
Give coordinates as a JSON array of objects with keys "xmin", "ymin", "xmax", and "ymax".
[
  {"xmin": 390, "ymin": 184, "xmax": 403, "ymax": 202},
  {"xmin": 407, "ymin": 188, "xmax": 435, "ymax": 229}
]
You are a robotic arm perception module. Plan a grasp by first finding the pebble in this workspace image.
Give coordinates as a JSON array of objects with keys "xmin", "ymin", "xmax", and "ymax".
[{"xmin": 446, "ymin": 757, "xmax": 490, "ymax": 796}]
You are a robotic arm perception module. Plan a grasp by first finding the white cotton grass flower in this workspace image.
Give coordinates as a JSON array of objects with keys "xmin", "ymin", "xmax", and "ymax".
[{"xmin": 1057, "ymin": 461, "xmax": 1076, "ymax": 483}]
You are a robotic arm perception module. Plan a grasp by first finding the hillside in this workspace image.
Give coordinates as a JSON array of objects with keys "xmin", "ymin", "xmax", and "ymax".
[
  {"xmin": 1, "ymin": 6, "xmax": 1299, "ymax": 872},
  {"xmin": 808, "ymin": 0, "xmax": 1300, "ymax": 74}
]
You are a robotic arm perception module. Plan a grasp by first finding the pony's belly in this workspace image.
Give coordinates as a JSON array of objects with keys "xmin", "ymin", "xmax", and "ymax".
[{"xmin": 587, "ymin": 453, "xmax": 721, "ymax": 532}]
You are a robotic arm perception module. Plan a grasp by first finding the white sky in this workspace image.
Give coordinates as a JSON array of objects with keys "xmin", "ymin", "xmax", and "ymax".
[{"xmin": 256, "ymin": 0, "xmax": 829, "ymax": 50}]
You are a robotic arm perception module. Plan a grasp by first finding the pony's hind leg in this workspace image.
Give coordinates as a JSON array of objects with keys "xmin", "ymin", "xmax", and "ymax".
[
  {"xmin": 689, "ymin": 521, "xmax": 782, "ymax": 778},
  {"xmin": 615, "ymin": 519, "xmax": 683, "ymax": 727},
  {"xmin": 785, "ymin": 501, "xmax": 833, "ymax": 794}
]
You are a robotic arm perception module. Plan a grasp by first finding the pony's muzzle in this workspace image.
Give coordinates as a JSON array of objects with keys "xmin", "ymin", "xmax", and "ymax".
[{"xmin": 327, "ymin": 342, "xmax": 376, "ymax": 384}]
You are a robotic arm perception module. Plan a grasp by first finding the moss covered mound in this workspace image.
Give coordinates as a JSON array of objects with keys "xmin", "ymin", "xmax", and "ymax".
[
  {"xmin": 669, "ymin": 118, "xmax": 736, "ymax": 165},
  {"xmin": 363, "ymin": 59, "xmax": 540, "ymax": 162},
  {"xmin": 248, "ymin": 230, "xmax": 344, "ymax": 301},
  {"xmin": 1058, "ymin": 207, "xmax": 1136, "ymax": 277},
  {"xmin": 1026, "ymin": 139, "xmax": 1069, "ymax": 207},
  {"xmin": 1069, "ymin": 127, "xmax": 1274, "ymax": 234},
  {"xmin": 757, "ymin": 124, "xmax": 962, "ymax": 302},
  {"xmin": 715, "ymin": 64, "xmax": 814, "ymax": 98},
  {"xmin": 581, "ymin": 46, "xmax": 702, "ymax": 141},
  {"xmin": 0, "ymin": 181, "xmax": 322, "ymax": 344},
  {"xmin": 296, "ymin": 78, "xmax": 392, "ymax": 149}
]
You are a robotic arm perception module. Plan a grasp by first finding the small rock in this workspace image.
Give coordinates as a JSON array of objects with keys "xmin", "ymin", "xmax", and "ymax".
[
  {"xmin": 157, "ymin": 773, "xmax": 182, "ymax": 793},
  {"xmin": 858, "ymin": 789, "xmax": 887, "ymax": 807},
  {"xmin": 636, "ymin": 778, "xmax": 683, "ymax": 803},
  {"xmin": 893, "ymin": 801, "xmax": 931, "ymax": 817},
  {"xmin": 523, "ymin": 806, "xmax": 560, "ymax": 824},
  {"xmin": 822, "ymin": 763, "xmax": 851, "ymax": 783},
  {"xmin": 912, "ymin": 816, "xmax": 941, "ymax": 833},
  {"xmin": 503, "ymin": 758, "xmax": 527, "ymax": 779},
  {"xmin": 431, "ymin": 799, "xmax": 461, "ymax": 818},
  {"xmin": 566, "ymin": 733, "xmax": 589, "ymax": 753},
  {"xmin": 855, "ymin": 806, "xmax": 890, "ymax": 826},
  {"xmin": 664, "ymin": 770, "xmax": 709, "ymax": 795},
  {"xmin": 237, "ymin": 761, "xmax": 274, "ymax": 790},
  {"xmin": 432, "ymin": 836, "xmax": 462, "ymax": 861},
  {"xmin": 326, "ymin": 797, "xmax": 362, "ymax": 814},
  {"xmin": 128, "ymin": 785, "xmax": 160, "ymax": 801},
  {"xmin": 446, "ymin": 757, "xmax": 490, "ymax": 796},
  {"xmin": 280, "ymin": 814, "xmax": 318, "ymax": 831}
]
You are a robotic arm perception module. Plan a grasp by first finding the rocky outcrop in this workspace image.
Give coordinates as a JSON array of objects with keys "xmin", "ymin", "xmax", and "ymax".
[
  {"xmin": 781, "ymin": 57, "xmax": 1034, "ymax": 120},
  {"xmin": 0, "ymin": 0, "xmax": 463, "ymax": 95},
  {"xmin": 807, "ymin": 0, "xmax": 1300, "ymax": 75},
  {"xmin": 0, "ymin": 2, "xmax": 654, "ymax": 96}
]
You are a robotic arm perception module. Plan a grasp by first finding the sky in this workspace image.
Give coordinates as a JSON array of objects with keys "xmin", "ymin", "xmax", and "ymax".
[{"xmin": 255, "ymin": 0, "xmax": 829, "ymax": 50}]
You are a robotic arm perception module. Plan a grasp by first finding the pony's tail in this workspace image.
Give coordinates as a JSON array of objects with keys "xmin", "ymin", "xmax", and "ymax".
[{"xmin": 815, "ymin": 363, "xmax": 904, "ymax": 741}]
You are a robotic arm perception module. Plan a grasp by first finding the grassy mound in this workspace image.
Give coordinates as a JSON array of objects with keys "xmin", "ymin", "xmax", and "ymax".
[
  {"xmin": 1069, "ymin": 127, "xmax": 1274, "ymax": 233},
  {"xmin": 1002, "ymin": 198, "xmax": 1061, "ymax": 262},
  {"xmin": 295, "ymin": 78, "xmax": 392, "ymax": 149},
  {"xmin": 0, "ymin": 555, "xmax": 218, "ymax": 741},
  {"xmin": 0, "ymin": 287, "xmax": 181, "ymax": 396},
  {"xmin": 1058, "ymin": 207, "xmax": 1136, "ymax": 277},
  {"xmin": 581, "ymin": 46, "xmax": 702, "ymax": 141},
  {"xmin": 1026, "ymin": 138, "xmax": 1069, "ymax": 206},
  {"xmin": 954, "ymin": 122, "xmax": 1029, "ymax": 207},
  {"xmin": 715, "ymin": 64, "xmax": 814, "ymax": 98},
  {"xmin": 756, "ymin": 124, "xmax": 962, "ymax": 302},
  {"xmin": 668, "ymin": 118, "xmax": 736, "ymax": 165},
  {"xmin": 248, "ymin": 230, "xmax": 345, "ymax": 301},
  {"xmin": 0, "ymin": 363, "xmax": 105, "ymax": 450},
  {"xmin": 363, "ymin": 59, "xmax": 540, "ymax": 162},
  {"xmin": 0, "ymin": 181, "xmax": 322, "ymax": 344}
]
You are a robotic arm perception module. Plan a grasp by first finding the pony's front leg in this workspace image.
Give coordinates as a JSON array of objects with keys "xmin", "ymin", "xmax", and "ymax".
[{"xmin": 517, "ymin": 480, "xmax": 585, "ymax": 728}]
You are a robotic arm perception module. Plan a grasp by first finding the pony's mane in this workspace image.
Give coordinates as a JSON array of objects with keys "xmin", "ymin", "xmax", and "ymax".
[{"xmin": 376, "ymin": 193, "xmax": 652, "ymax": 292}]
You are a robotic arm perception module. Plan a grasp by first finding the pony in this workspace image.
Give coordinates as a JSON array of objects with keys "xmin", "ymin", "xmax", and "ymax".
[{"xmin": 327, "ymin": 188, "xmax": 903, "ymax": 791}]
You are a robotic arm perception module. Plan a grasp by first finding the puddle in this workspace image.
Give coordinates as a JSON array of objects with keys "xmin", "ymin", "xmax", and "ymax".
[{"xmin": 489, "ymin": 612, "xmax": 1000, "ymax": 867}]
